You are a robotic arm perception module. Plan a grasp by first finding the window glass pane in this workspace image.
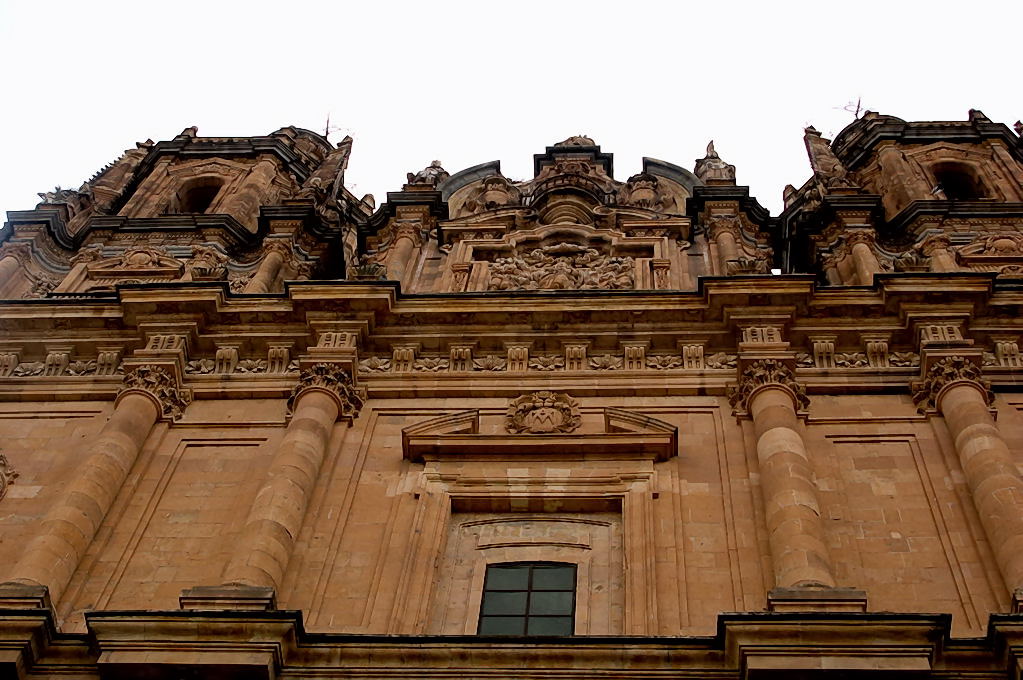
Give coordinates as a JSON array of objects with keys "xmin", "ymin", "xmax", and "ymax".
[
  {"xmin": 485, "ymin": 565, "xmax": 529, "ymax": 590},
  {"xmin": 480, "ymin": 591, "xmax": 527, "ymax": 616},
  {"xmin": 529, "ymin": 590, "xmax": 573, "ymax": 615},
  {"xmin": 526, "ymin": 616, "xmax": 573, "ymax": 636},
  {"xmin": 531, "ymin": 565, "xmax": 574, "ymax": 590},
  {"xmin": 478, "ymin": 616, "xmax": 525, "ymax": 635}
]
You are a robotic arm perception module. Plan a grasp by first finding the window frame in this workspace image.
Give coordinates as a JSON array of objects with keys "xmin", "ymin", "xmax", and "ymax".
[{"xmin": 476, "ymin": 561, "xmax": 577, "ymax": 636}]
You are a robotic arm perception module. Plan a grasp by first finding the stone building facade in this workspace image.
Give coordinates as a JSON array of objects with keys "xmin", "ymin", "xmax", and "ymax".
[{"xmin": 1, "ymin": 112, "xmax": 1023, "ymax": 678}]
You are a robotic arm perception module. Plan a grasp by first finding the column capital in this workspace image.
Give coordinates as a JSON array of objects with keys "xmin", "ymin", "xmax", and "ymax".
[
  {"xmin": 727, "ymin": 358, "xmax": 809, "ymax": 414},
  {"xmin": 116, "ymin": 364, "xmax": 191, "ymax": 421},
  {"xmin": 287, "ymin": 362, "xmax": 363, "ymax": 422},
  {"xmin": 911, "ymin": 355, "xmax": 993, "ymax": 414}
]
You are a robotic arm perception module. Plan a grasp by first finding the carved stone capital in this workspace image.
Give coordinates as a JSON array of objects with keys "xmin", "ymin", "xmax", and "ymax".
[
  {"xmin": 505, "ymin": 391, "xmax": 581, "ymax": 434},
  {"xmin": 919, "ymin": 233, "xmax": 952, "ymax": 256},
  {"xmin": 0, "ymin": 454, "xmax": 19, "ymax": 501},
  {"xmin": 844, "ymin": 230, "xmax": 877, "ymax": 248},
  {"xmin": 707, "ymin": 215, "xmax": 741, "ymax": 240},
  {"xmin": 0, "ymin": 242, "xmax": 34, "ymax": 267},
  {"xmin": 286, "ymin": 363, "xmax": 363, "ymax": 422},
  {"xmin": 911, "ymin": 355, "xmax": 993, "ymax": 413},
  {"xmin": 262, "ymin": 239, "xmax": 294, "ymax": 259},
  {"xmin": 117, "ymin": 364, "xmax": 191, "ymax": 421},
  {"xmin": 727, "ymin": 359, "xmax": 809, "ymax": 413}
]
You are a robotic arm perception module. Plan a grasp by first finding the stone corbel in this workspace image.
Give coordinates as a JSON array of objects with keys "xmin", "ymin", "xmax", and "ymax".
[
  {"xmin": 0, "ymin": 350, "xmax": 21, "ymax": 377},
  {"xmin": 214, "ymin": 345, "xmax": 240, "ymax": 374},
  {"xmin": 448, "ymin": 344, "xmax": 475, "ymax": 372},
  {"xmin": 96, "ymin": 347, "xmax": 123, "ymax": 375},
  {"xmin": 991, "ymin": 335, "xmax": 1022, "ymax": 368},
  {"xmin": 809, "ymin": 336, "xmax": 837, "ymax": 369},
  {"xmin": 392, "ymin": 344, "xmax": 419, "ymax": 373},
  {"xmin": 505, "ymin": 343, "xmax": 532, "ymax": 373},
  {"xmin": 563, "ymin": 342, "xmax": 590, "ymax": 371},
  {"xmin": 621, "ymin": 342, "xmax": 648, "ymax": 371},
  {"xmin": 861, "ymin": 334, "xmax": 891, "ymax": 368},
  {"xmin": 267, "ymin": 343, "xmax": 293, "ymax": 374},
  {"xmin": 679, "ymin": 343, "xmax": 705, "ymax": 369},
  {"xmin": 42, "ymin": 346, "xmax": 71, "ymax": 376}
]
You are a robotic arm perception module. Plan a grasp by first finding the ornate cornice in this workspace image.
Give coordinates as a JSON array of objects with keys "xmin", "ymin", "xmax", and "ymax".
[
  {"xmin": 505, "ymin": 391, "xmax": 581, "ymax": 434},
  {"xmin": 117, "ymin": 364, "xmax": 191, "ymax": 421},
  {"xmin": 727, "ymin": 359, "xmax": 809, "ymax": 413},
  {"xmin": 287, "ymin": 363, "xmax": 363, "ymax": 421},
  {"xmin": 911, "ymin": 355, "xmax": 993, "ymax": 413}
]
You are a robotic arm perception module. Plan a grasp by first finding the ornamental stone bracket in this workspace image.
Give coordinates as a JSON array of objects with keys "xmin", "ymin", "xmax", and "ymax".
[
  {"xmin": 911, "ymin": 353, "xmax": 993, "ymax": 415},
  {"xmin": 117, "ymin": 363, "xmax": 192, "ymax": 422},
  {"xmin": 285, "ymin": 362, "xmax": 363, "ymax": 423},
  {"xmin": 728, "ymin": 359, "xmax": 810, "ymax": 416}
]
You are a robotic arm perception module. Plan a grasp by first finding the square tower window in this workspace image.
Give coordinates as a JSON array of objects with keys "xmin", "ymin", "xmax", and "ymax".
[{"xmin": 477, "ymin": 562, "xmax": 576, "ymax": 636}]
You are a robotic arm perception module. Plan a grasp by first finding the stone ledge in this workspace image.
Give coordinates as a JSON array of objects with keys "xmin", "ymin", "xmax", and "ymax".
[
  {"xmin": 179, "ymin": 585, "xmax": 276, "ymax": 612},
  {"xmin": 768, "ymin": 586, "xmax": 868, "ymax": 613},
  {"xmin": 0, "ymin": 583, "xmax": 51, "ymax": 611}
]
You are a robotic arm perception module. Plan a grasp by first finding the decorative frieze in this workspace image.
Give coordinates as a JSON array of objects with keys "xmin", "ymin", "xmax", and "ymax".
[
  {"xmin": 705, "ymin": 352, "xmax": 738, "ymax": 369},
  {"xmin": 528, "ymin": 355, "xmax": 565, "ymax": 371},
  {"xmin": 728, "ymin": 359, "xmax": 809, "ymax": 413},
  {"xmin": 358, "ymin": 356, "xmax": 391, "ymax": 373},
  {"xmin": 505, "ymin": 391, "xmax": 581, "ymax": 434},
  {"xmin": 119, "ymin": 364, "xmax": 191, "ymax": 421},
  {"xmin": 285, "ymin": 363, "xmax": 362, "ymax": 421},
  {"xmin": 647, "ymin": 354, "xmax": 683, "ymax": 370},
  {"xmin": 412, "ymin": 357, "xmax": 449, "ymax": 372},
  {"xmin": 912, "ymin": 355, "xmax": 993, "ymax": 413},
  {"xmin": 833, "ymin": 352, "xmax": 868, "ymax": 368}
]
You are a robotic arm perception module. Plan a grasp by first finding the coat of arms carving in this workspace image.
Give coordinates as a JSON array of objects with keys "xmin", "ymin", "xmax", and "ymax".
[{"xmin": 505, "ymin": 391, "xmax": 581, "ymax": 434}]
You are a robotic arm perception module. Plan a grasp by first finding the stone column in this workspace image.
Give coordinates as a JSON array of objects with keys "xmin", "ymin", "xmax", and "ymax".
[
  {"xmin": 0, "ymin": 256, "xmax": 22, "ymax": 297},
  {"xmin": 218, "ymin": 156, "xmax": 278, "ymax": 225},
  {"xmin": 846, "ymin": 231, "xmax": 882, "ymax": 285},
  {"xmin": 708, "ymin": 216, "xmax": 740, "ymax": 275},
  {"xmin": 920, "ymin": 234, "xmax": 958, "ymax": 273},
  {"xmin": 243, "ymin": 241, "xmax": 289, "ymax": 294},
  {"xmin": 1, "ymin": 365, "xmax": 188, "ymax": 606},
  {"xmin": 730, "ymin": 360, "xmax": 836, "ymax": 589},
  {"xmin": 220, "ymin": 363, "xmax": 362, "ymax": 592},
  {"xmin": 914, "ymin": 357, "xmax": 1023, "ymax": 592},
  {"xmin": 383, "ymin": 220, "xmax": 424, "ymax": 283}
]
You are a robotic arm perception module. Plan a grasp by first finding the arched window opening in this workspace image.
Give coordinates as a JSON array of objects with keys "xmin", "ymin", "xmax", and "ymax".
[
  {"xmin": 477, "ymin": 562, "xmax": 576, "ymax": 636},
  {"xmin": 177, "ymin": 177, "xmax": 224, "ymax": 214},
  {"xmin": 931, "ymin": 162, "xmax": 987, "ymax": 201}
]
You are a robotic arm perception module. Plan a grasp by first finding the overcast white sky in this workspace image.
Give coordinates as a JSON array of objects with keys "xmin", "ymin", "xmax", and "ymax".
[{"xmin": 0, "ymin": 1, "xmax": 1018, "ymax": 219}]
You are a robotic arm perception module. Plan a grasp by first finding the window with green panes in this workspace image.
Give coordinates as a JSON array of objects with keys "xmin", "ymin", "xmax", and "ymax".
[{"xmin": 477, "ymin": 562, "xmax": 576, "ymax": 636}]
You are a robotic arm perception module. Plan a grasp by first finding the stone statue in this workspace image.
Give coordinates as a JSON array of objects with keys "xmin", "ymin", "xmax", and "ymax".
[
  {"xmin": 406, "ymin": 160, "xmax": 449, "ymax": 187},
  {"xmin": 694, "ymin": 141, "xmax": 736, "ymax": 182},
  {"xmin": 803, "ymin": 126, "xmax": 857, "ymax": 190},
  {"xmin": 555, "ymin": 135, "xmax": 596, "ymax": 147},
  {"xmin": 298, "ymin": 135, "xmax": 353, "ymax": 205}
]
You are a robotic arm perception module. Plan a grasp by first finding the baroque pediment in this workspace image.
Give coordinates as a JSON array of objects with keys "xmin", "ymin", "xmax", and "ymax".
[{"xmin": 401, "ymin": 406, "xmax": 678, "ymax": 462}]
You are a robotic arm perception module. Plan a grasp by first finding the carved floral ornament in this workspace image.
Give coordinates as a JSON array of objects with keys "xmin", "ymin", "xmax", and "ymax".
[
  {"xmin": 0, "ymin": 454, "xmax": 18, "ymax": 501},
  {"xmin": 505, "ymin": 391, "xmax": 581, "ymax": 434},
  {"xmin": 911, "ymin": 355, "xmax": 994, "ymax": 414},
  {"xmin": 727, "ymin": 359, "xmax": 810, "ymax": 414},
  {"xmin": 117, "ymin": 364, "xmax": 192, "ymax": 421},
  {"xmin": 287, "ymin": 362, "xmax": 363, "ymax": 421}
]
